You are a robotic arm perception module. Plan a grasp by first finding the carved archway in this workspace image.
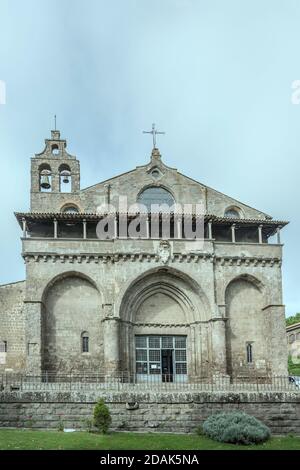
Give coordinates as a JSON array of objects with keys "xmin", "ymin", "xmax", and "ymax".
[
  {"xmin": 118, "ymin": 266, "xmax": 210, "ymax": 323},
  {"xmin": 118, "ymin": 267, "xmax": 211, "ymax": 376}
]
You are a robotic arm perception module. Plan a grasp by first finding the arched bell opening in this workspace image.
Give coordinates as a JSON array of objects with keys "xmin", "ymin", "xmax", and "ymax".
[
  {"xmin": 59, "ymin": 164, "xmax": 72, "ymax": 193},
  {"xmin": 39, "ymin": 164, "xmax": 52, "ymax": 193}
]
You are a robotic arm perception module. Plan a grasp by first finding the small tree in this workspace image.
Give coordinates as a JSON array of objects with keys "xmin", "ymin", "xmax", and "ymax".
[{"xmin": 93, "ymin": 399, "xmax": 112, "ymax": 434}]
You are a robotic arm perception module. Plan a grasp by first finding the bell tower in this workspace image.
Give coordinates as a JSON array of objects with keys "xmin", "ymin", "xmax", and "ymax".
[{"xmin": 30, "ymin": 129, "xmax": 81, "ymax": 212}]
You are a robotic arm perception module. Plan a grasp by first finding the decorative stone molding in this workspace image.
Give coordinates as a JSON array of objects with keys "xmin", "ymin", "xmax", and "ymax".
[
  {"xmin": 215, "ymin": 256, "xmax": 282, "ymax": 268},
  {"xmin": 23, "ymin": 252, "xmax": 213, "ymax": 264},
  {"xmin": 132, "ymin": 322, "xmax": 190, "ymax": 328},
  {"xmin": 22, "ymin": 252, "xmax": 281, "ymax": 267},
  {"xmin": 120, "ymin": 319, "xmax": 218, "ymax": 327}
]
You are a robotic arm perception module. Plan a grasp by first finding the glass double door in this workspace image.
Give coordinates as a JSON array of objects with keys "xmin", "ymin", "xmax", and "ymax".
[{"xmin": 135, "ymin": 335, "xmax": 187, "ymax": 383}]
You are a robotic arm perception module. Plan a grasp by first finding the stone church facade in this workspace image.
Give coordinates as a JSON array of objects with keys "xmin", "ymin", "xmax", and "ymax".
[{"xmin": 0, "ymin": 129, "xmax": 288, "ymax": 381}]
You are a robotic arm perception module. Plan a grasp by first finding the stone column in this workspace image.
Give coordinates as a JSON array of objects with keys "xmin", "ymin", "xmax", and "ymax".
[
  {"xmin": 208, "ymin": 220, "xmax": 213, "ymax": 240},
  {"xmin": 176, "ymin": 214, "xmax": 182, "ymax": 239},
  {"xmin": 231, "ymin": 224, "xmax": 236, "ymax": 243},
  {"xmin": 22, "ymin": 218, "xmax": 27, "ymax": 238},
  {"xmin": 83, "ymin": 219, "xmax": 87, "ymax": 239},
  {"xmin": 54, "ymin": 219, "xmax": 58, "ymax": 239},
  {"xmin": 211, "ymin": 318, "xmax": 228, "ymax": 375},
  {"xmin": 258, "ymin": 224, "xmax": 263, "ymax": 244},
  {"xmin": 114, "ymin": 215, "xmax": 118, "ymax": 239},
  {"xmin": 24, "ymin": 301, "xmax": 43, "ymax": 375},
  {"xmin": 277, "ymin": 226, "xmax": 282, "ymax": 244},
  {"xmin": 103, "ymin": 318, "xmax": 120, "ymax": 375}
]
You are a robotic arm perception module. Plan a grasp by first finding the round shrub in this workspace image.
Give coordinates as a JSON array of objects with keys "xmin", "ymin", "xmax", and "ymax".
[
  {"xmin": 93, "ymin": 399, "xmax": 112, "ymax": 434},
  {"xmin": 202, "ymin": 411, "xmax": 271, "ymax": 445}
]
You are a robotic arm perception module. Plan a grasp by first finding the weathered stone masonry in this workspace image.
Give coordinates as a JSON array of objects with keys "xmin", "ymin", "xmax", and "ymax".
[{"xmin": 0, "ymin": 391, "xmax": 299, "ymax": 434}]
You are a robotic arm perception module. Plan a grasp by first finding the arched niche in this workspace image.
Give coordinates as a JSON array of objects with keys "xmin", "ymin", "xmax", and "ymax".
[
  {"xmin": 225, "ymin": 276, "xmax": 268, "ymax": 377},
  {"xmin": 41, "ymin": 273, "xmax": 103, "ymax": 374}
]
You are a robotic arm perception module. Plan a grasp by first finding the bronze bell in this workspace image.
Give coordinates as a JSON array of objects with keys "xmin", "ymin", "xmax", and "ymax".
[
  {"xmin": 40, "ymin": 175, "xmax": 51, "ymax": 189},
  {"xmin": 61, "ymin": 170, "xmax": 70, "ymax": 184}
]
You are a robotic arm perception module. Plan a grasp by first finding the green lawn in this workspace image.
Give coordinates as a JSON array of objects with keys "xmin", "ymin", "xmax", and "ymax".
[{"xmin": 0, "ymin": 430, "xmax": 299, "ymax": 450}]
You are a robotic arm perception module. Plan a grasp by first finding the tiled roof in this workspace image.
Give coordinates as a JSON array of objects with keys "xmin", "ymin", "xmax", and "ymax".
[
  {"xmin": 286, "ymin": 322, "xmax": 300, "ymax": 332},
  {"xmin": 15, "ymin": 212, "xmax": 289, "ymax": 226}
]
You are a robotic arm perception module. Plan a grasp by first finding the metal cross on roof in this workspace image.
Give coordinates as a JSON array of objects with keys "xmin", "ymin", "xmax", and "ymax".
[{"xmin": 143, "ymin": 123, "xmax": 165, "ymax": 149}]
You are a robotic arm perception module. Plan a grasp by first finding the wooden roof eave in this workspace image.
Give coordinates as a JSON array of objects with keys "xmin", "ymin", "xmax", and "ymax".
[{"xmin": 14, "ymin": 212, "xmax": 289, "ymax": 226}]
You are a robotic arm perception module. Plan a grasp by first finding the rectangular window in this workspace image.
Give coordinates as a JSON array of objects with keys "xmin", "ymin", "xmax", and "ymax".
[
  {"xmin": 149, "ymin": 350, "xmax": 160, "ymax": 362},
  {"xmin": 149, "ymin": 336, "xmax": 160, "ymax": 349},
  {"xmin": 246, "ymin": 343, "xmax": 253, "ymax": 363},
  {"xmin": 136, "ymin": 349, "xmax": 147, "ymax": 361},
  {"xmin": 175, "ymin": 337, "xmax": 186, "ymax": 349},
  {"xmin": 0, "ymin": 341, "xmax": 7, "ymax": 353},
  {"xmin": 136, "ymin": 362, "xmax": 148, "ymax": 374},
  {"xmin": 135, "ymin": 336, "xmax": 147, "ymax": 348},
  {"xmin": 176, "ymin": 363, "xmax": 187, "ymax": 375},
  {"xmin": 175, "ymin": 349, "xmax": 186, "ymax": 362},
  {"xmin": 162, "ymin": 336, "xmax": 173, "ymax": 349}
]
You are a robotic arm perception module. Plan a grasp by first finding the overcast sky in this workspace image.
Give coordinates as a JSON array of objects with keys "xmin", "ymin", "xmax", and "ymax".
[{"xmin": 0, "ymin": 0, "xmax": 299, "ymax": 317}]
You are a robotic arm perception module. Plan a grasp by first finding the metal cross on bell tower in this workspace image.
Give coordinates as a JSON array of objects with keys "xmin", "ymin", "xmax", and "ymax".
[{"xmin": 143, "ymin": 123, "xmax": 165, "ymax": 149}]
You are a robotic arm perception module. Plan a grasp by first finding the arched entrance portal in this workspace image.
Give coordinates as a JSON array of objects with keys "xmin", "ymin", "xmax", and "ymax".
[{"xmin": 119, "ymin": 268, "xmax": 209, "ymax": 382}]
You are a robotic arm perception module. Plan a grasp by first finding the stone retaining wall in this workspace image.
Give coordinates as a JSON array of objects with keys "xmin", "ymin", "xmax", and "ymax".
[{"xmin": 0, "ymin": 391, "xmax": 299, "ymax": 434}]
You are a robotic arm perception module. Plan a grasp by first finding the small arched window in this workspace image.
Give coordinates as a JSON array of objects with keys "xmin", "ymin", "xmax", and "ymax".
[
  {"xmin": 61, "ymin": 204, "xmax": 79, "ymax": 214},
  {"xmin": 224, "ymin": 207, "xmax": 241, "ymax": 219},
  {"xmin": 39, "ymin": 164, "xmax": 52, "ymax": 193},
  {"xmin": 51, "ymin": 144, "xmax": 60, "ymax": 155},
  {"xmin": 137, "ymin": 186, "xmax": 175, "ymax": 212},
  {"xmin": 59, "ymin": 164, "xmax": 72, "ymax": 193},
  {"xmin": 81, "ymin": 331, "xmax": 89, "ymax": 353}
]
